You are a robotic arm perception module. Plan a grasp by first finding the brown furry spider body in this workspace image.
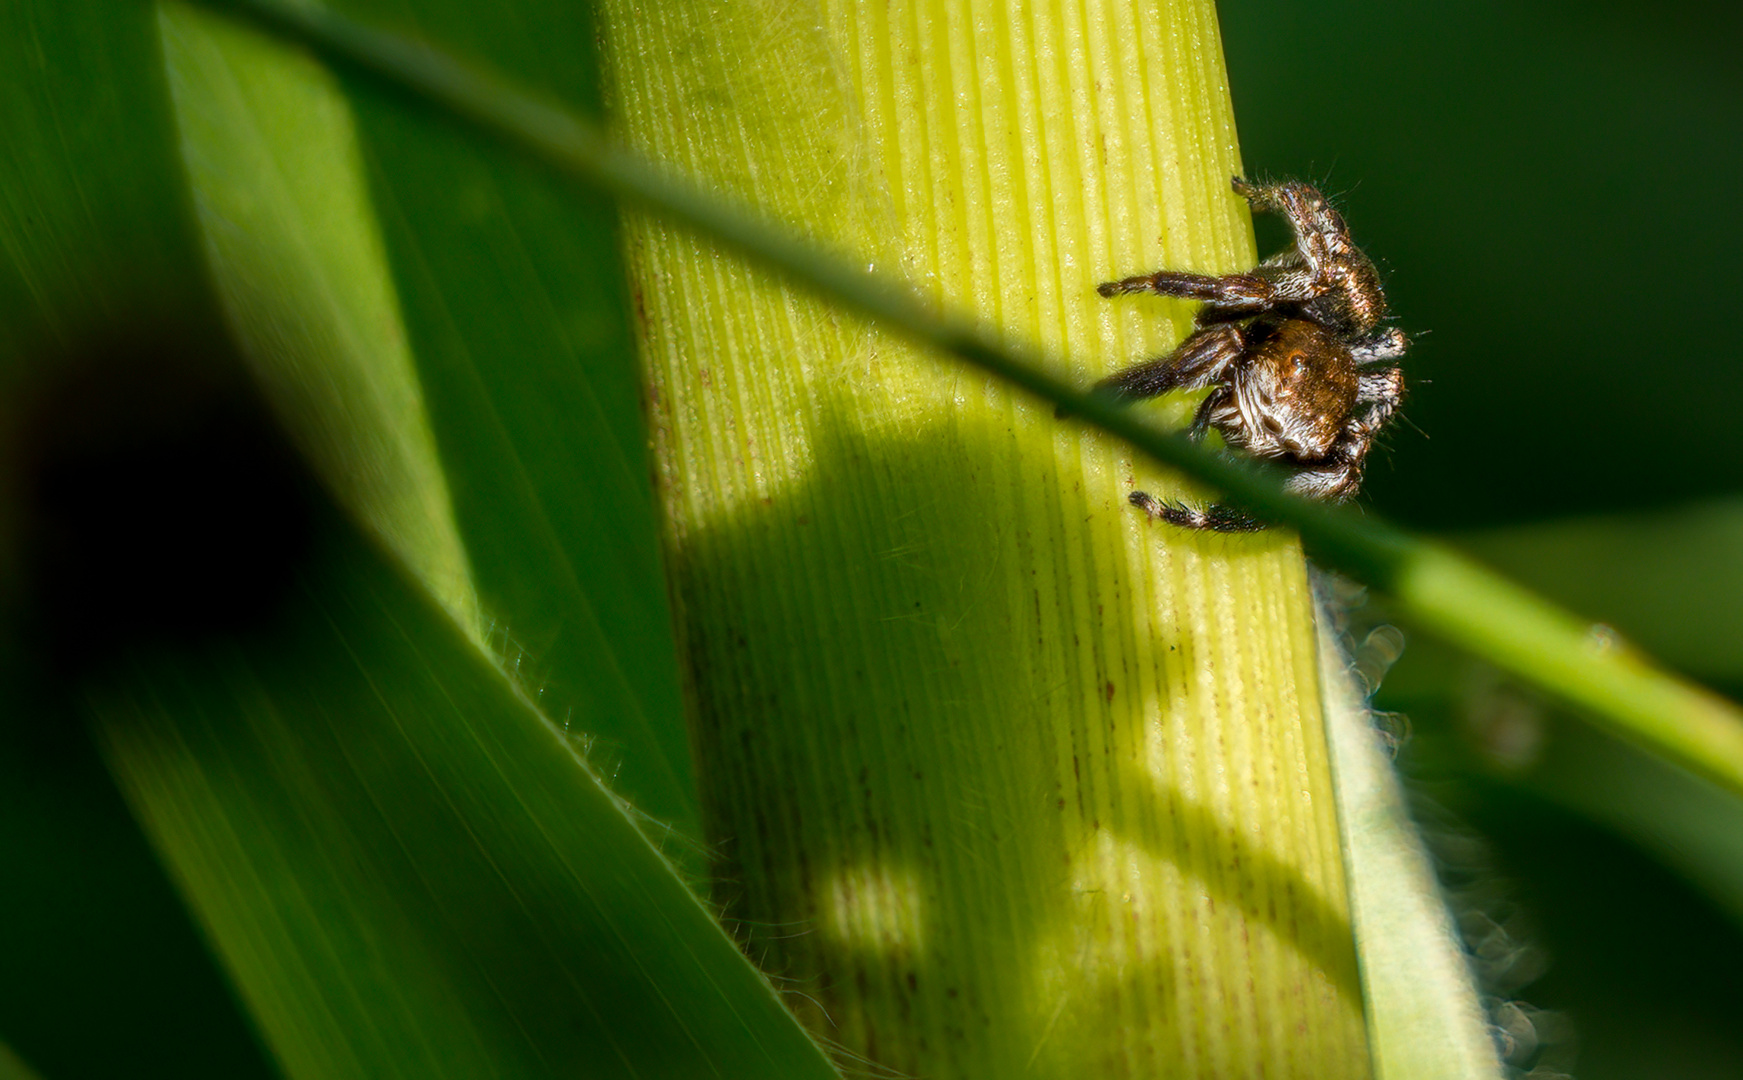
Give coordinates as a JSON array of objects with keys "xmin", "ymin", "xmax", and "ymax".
[{"xmin": 1098, "ymin": 177, "xmax": 1407, "ymax": 532}]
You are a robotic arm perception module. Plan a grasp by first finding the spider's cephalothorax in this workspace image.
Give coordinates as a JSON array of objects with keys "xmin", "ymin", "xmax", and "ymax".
[{"xmin": 1097, "ymin": 177, "xmax": 1406, "ymax": 532}]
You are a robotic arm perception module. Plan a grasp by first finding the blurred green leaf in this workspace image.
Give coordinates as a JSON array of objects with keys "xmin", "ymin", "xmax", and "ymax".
[
  {"xmin": 0, "ymin": 1042, "xmax": 45, "ymax": 1080},
  {"xmin": 0, "ymin": 0, "xmax": 211, "ymax": 341},
  {"xmin": 335, "ymin": 0, "xmax": 701, "ymax": 850},
  {"xmin": 158, "ymin": 4, "xmax": 480, "ymax": 635},
  {"xmin": 4, "ymin": 1, "xmax": 830, "ymax": 1075},
  {"xmin": 91, "ymin": 501, "xmax": 837, "ymax": 1080},
  {"xmin": 1461, "ymin": 496, "xmax": 1743, "ymax": 684},
  {"xmin": 158, "ymin": 1, "xmax": 701, "ymax": 846},
  {"xmin": 1383, "ymin": 497, "xmax": 1743, "ymax": 929},
  {"xmin": 0, "ymin": 2, "xmax": 278, "ymax": 1075},
  {"xmin": 1320, "ymin": 620, "xmax": 1502, "ymax": 1080}
]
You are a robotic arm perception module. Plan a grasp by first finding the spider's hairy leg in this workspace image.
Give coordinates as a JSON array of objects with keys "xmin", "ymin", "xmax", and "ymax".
[
  {"xmin": 1097, "ymin": 268, "xmax": 1272, "ymax": 308},
  {"xmin": 1283, "ymin": 451, "xmax": 1365, "ymax": 501},
  {"xmin": 1095, "ymin": 323, "xmax": 1244, "ymax": 401},
  {"xmin": 1129, "ymin": 491, "xmax": 1268, "ymax": 533},
  {"xmin": 1350, "ymin": 328, "xmax": 1408, "ymax": 364},
  {"xmin": 1231, "ymin": 176, "xmax": 1353, "ymax": 276},
  {"xmin": 1352, "ymin": 366, "xmax": 1405, "ymax": 435}
]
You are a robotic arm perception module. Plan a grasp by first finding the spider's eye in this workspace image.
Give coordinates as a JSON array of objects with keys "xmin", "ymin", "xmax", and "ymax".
[{"xmin": 1261, "ymin": 415, "xmax": 1284, "ymax": 435}]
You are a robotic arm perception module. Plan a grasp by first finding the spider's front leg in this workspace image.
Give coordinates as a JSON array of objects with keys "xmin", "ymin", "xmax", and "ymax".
[
  {"xmin": 1097, "ymin": 268, "xmax": 1273, "ymax": 310},
  {"xmin": 1095, "ymin": 323, "xmax": 1244, "ymax": 401},
  {"xmin": 1351, "ymin": 365, "xmax": 1405, "ymax": 437},
  {"xmin": 1350, "ymin": 328, "xmax": 1408, "ymax": 365},
  {"xmin": 1233, "ymin": 176, "xmax": 1395, "ymax": 326},
  {"xmin": 1131, "ymin": 395, "xmax": 1384, "ymax": 533},
  {"xmin": 1128, "ymin": 492, "xmax": 1268, "ymax": 533},
  {"xmin": 1231, "ymin": 176, "xmax": 1351, "ymax": 274}
]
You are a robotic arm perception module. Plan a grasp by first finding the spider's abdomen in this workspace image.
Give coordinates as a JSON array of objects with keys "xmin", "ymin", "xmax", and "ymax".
[{"xmin": 1228, "ymin": 318, "xmax": 1358, "ymax": 461}]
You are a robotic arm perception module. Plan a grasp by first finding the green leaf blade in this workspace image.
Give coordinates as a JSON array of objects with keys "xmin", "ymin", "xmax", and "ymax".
[
  {"xmin": 158, "ymin": 0, "xmax": 702, "ymax": 848},
  {"xmin": 3, "ymin": 2, "xmax": 832, "ymax": 1074},
  {"xmin": 596, "ymin": 1, "xmax": 1370, "ymax": 1076},
  {"xmin": 0, "ymin": 3, "xmax": 279, "ymax": 1075},
  {"xmin": 93, "ymin": 510, "xmax": 840, "ymax": 1080},
  {"xmin": 347, "ymin": 83, "xmax": 702, "ymax": 854}
]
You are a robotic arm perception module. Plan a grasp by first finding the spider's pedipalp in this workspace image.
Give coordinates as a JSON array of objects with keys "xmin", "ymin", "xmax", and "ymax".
[
  {"xmin": 1282, "ymin": 456, "xmax": 1359, "ymax": 505},
  {"xmin": 1187, "ymin": 386, "xmax": 1235, "ymax": 441},
  {"xmin": 1356, "ymin": 367, "xmax": 1405, "ymax": 406}
]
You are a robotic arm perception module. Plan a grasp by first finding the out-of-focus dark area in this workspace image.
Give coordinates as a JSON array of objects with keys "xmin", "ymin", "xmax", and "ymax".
[
  {"xmin": 10, "ymin": 324, "xmax": 319, "ymax": 675},
  {"xmin": 0, "ymin": 321, "xmax": 318, "ymax": 1079},
  {"xmin": 1223, "ymin": 0, "xmax": 1743, "ymax": 530},
  {"xmin": 1223, "ymin": 1, "xmax": 1743, "ymax": 1076}
]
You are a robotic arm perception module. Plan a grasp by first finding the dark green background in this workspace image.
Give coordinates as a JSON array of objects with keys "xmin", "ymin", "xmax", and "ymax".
[
  {"xmin": 1224, "ymin": 2, "xmax": 1743, "ymax": 1077},
  {"xmin": 1224, "ymin": 0, "xmax": 1743, "ymax": 528}
]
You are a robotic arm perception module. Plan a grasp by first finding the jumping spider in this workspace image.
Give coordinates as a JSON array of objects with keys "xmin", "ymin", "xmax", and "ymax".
[{"xmin": 1097, "ymin": 177, "xmax": 1406, "ymax": 532}]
